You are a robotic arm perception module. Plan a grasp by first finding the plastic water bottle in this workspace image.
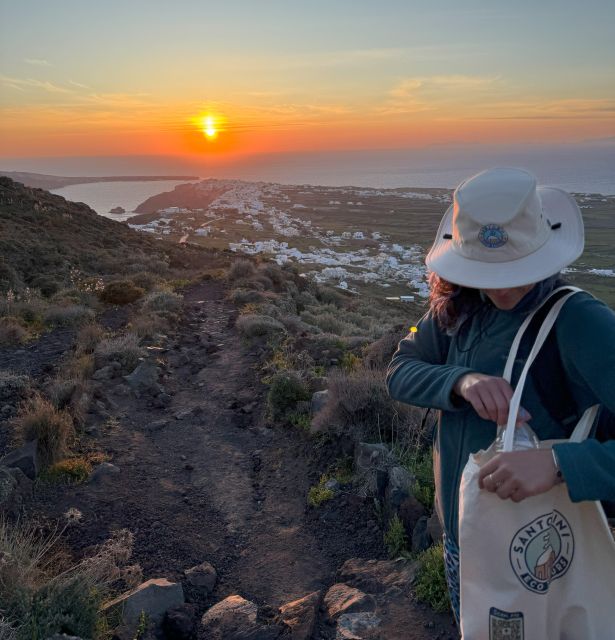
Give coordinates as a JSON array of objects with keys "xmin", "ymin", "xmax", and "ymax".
[{"xmin": 494, "ymin": 410, "xmax": 539, "ymax": 451}]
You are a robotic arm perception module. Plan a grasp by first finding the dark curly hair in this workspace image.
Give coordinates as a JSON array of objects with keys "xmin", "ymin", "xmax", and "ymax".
[{"xmin": 428, "ymin": 271, "xmax": 482, "ymax": 332}]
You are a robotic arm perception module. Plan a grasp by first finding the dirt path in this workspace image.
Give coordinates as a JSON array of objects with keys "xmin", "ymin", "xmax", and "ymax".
[{"xmin": 27, "ymin": 280, "xmax": 453, "ymax": 638}]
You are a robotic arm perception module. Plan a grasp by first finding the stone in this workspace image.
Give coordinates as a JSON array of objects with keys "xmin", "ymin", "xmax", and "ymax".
[
  {"xmin": 411, "ymin": 515, "xmax": 431, "ymax": 553},
  {"xmin": 153, "ymin": 393, "xmax": 173, "ymax": 408},
  {"xmin": 0, "ymin": 466, "xmax": 32, "ymax": 515},
  {"xmin": 145, "ymin": 419, "xmax": 170, "ymax": 432},
  {"xmin": 201, "ymin": 595, "xmax": 258, "ymax": 639},
  {"xmin": 278, "ymin": 591, "xmax": 321, "ymax": 640},
  {"xmin": 123, "ymin": 361, "xmax": 162, "ymax": 396},
  {"xmin": 89, "ymin": 462, "xmax": 120, "ymax": 483},
  {"xmin": 337, "ymin": 558, "xmax": 419, "ymax": 595},
  {"xmin": 184, "ymin": 561, "xmax": 217, "ymax": 595},
  {"xmin": 324, "ymin": 478, "xmax": 340, "ymax": 492},
  {"xmin": 335, "ymin": 612, "xmax": 381, "ymax": 640},
  {"xmin": 0, "ymin": 439, "xmax": 39, "ymax": 480},
  {"xmin": 385, "ymin": 466, "xmax": 415, "ymax": 510},
  {"xmin": 310, "ymin": 390, "xmax": 329, "ymax": 415},
  {"xmin": 92, "ymin": 365, "xmax": 115, "ymax": 381},
  {"xmin": 398, "ymin": 494, "xmax": 426, "ymax": 534},
  {"xmin": 103, "ymin": 578, "xmax": 184, "ymax": 624},
  {"xmin": 323, "ymin": 584, "xmax": 375, "ymax": 621},
  {"xmin": 174, "ymin": 409, "xmax": 194, "ymax": 420},
  {"xmin": 163, "ymin": 603, "xmax": 197, "ymax": 640},
  {"xmin": 427, "ymin": 511, "xmax": 444, "ymax": 544},
  {"xmin": 353, "ymin": 443, "xmax": 393, "ymax": 476}
]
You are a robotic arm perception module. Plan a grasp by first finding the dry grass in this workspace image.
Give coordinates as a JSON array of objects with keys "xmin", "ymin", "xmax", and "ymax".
[
  {"xmin": 311, "ymin": 366, "xmax": 422, "ymax": 444},
  {"xmin": 128, "ymin": 313, "xmax": 169, "ymax": 339},
  {"xmin": 362, "ymin": 324, "xmax": 407, "ymax": 370},
  {"xmin": 12, "ymin": 394, "xmax": 75, "ymax": 468},
  {"xmin": 141, "ymin": 290, "xmax": 183, "ymax": 314},
  {"xmin": 74, "ymin": 323, "xmax": 104, "ymax": 356},
  {"xmin": 0, "ymin": 317, "xmax": 27, "ymax": 345},
  {"xmin": 228, "ymin": 258, "xmax": 256, "ymax": 282},
  {"xmin": 236, "ymin": 314, "xmax": 286, "ymax": 339}
]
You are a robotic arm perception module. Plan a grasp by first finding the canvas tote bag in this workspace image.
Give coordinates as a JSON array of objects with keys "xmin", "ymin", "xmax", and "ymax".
[{"xmin": 458, "ymin": 287, "xmax": 615, "ymax": 640}]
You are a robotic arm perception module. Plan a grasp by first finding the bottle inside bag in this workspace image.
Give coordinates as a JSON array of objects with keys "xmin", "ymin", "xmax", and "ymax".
[{"xmin": 494, "ymin": 420, "xmax": 539, "ymax": 451}]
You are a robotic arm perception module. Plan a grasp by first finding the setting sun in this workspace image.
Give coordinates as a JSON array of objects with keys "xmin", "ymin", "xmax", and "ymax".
[{"xmin": 201, "ymin": 115, "xmax": 217, "ymax": 139}]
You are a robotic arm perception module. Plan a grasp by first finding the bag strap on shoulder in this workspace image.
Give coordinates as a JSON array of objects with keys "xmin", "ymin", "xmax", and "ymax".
[{"xmin": 501, "ymin": 286, "xmax": 599, "ymax": 452}]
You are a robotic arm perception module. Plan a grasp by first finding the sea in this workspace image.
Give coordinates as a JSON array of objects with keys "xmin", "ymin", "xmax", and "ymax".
[{"xmin": 26, "ymin": 143, "xmax": 615, "ymax": 218}]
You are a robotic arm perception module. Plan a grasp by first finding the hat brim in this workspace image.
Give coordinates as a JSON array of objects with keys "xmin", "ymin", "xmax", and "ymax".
[{"xmin": 425, "ymin": 187, "xmax": 584, "ymax": 289}]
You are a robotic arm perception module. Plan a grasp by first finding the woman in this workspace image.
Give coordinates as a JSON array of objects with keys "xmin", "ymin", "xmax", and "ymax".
[{"xmin": 385, "ymin": 167, "xmax": 615, "ymax": 624}]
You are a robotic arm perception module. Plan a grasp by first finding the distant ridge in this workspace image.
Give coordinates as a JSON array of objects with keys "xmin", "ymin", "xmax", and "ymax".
[{"xmin": 0, "ymin": 171, "xmax": 200, "ymax": 191}]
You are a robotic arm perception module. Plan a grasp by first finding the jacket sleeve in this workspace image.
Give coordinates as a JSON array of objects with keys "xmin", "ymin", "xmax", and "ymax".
[
  {"xmin": 552, "ymin": 293, "xmax": 615, "ymax": 502},
  {"xmin": 385, "ymin": 311, "xmax": 476, "ymax": 412}
]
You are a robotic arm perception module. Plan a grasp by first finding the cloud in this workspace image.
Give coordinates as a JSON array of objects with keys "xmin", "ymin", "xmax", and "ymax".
[
  {"xmin": 0, "ymin": 74, "xmax": 72, "ymax": 93},
  {"xmin": 24, "ymin": 58, "xmax": 51, "ymax": 67}
]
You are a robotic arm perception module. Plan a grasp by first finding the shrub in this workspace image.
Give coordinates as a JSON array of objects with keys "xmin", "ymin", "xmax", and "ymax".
[
  {"xmin": 307, "ymin": 475, "xmax": 334, "ymax": 507},
  {"xmin": 0, "ymin": 521, "xmax": 136, "ymax": 640},
  {"xmin": 396, "ymin": 448, "xmax": 435, "ymax": 509},
  {"xmin": 414, "ymin": 543, "xmax": 450, "ymax": 613},
  {"xmin": 228, "ymin": 259, "xmax": 256, "ymax": 282},
  {"xmin": 258, "ymin": 263, "xmax": 286, "ymax": 288},
  {"xmin": 384, "ymin": 514, "xmax": 409, "ymax": 559},
  {"xmin": 43, "ymin": 305, "xmax": 94, "ymax": 327},
  {"xmin": 141, "ymin": 290, "xmax": 183, "ymax": 314},
  {"xmin": 311, "ymin": 366, "xmax": 422, "ymax": 443},
  {"xmin": 0, "ymin": 317, "xmax": 27, "ymax": 345},
  {"xmin": 98, "ymin": 280, "xmax": 145, "ymax": 305},
  {"xmin": 229, "ymin": 288, "xmax": 266, "ymax": 305},
  {"xmin": 128, "ymin": 313, "xmax": 169, "ymax": 340},
  {"xmin": 0, "ymin": 371, "xmax": 32, "ymax": 404},
  {"xmin": 95, "ymin": 333, "xmax": 144, "ymax": 373},
  {"xmin": 42, "ymin": 457, "xmax": 92, "ymax": 484},
  {"xmin": 266, "ymin": 371, "xmax": 310, "ymax": 421},
  {"xmin": 12, "ymin": 394, "xmax": 75, "ymax": 467},
  {"xmin": 288, "ymin": 412, "xmax": 311, "ymax": 431},
  {"xmin": 75, "ymin": 323, "xmax": 104, "ymax": 355},
  {"xmin": 236, "ymin": 314, "xmax": 286, "ymax": 339},
  {"xmin": 362, "ymin": 325, "xmax": 407, "ymax": 370},
  {"xmin": 129, "ymin": 271, "xmax": 158, "ymax": 292}
]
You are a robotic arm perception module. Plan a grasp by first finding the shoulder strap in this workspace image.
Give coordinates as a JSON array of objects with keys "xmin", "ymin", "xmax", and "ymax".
[{"xmin": 501, "ymin": 287, "xmax": 599, "ymax": 452}]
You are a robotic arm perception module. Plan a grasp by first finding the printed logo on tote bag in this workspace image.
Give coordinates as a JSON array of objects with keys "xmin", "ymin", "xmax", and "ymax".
[
  {"xmin": 509, "ymin": 510, "xmax": 574, "ymax": 594},
  {"xmin": 489, "ymin": 607, "xmax": 524, "ymax": 639}
]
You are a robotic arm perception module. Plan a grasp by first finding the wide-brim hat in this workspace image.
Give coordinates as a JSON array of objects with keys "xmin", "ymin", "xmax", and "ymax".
[{"xmin": 426, "ymin": 167, "xmax": 584, "ymax": 289}]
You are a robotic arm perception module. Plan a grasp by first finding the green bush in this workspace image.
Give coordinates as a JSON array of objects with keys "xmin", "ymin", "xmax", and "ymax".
[
  {"xmin": 383, "ymin": 514, "xmax": 409, "ymax": 558},
  {"xmin": 95, "ymin": 332, "xmax": 144, "ymax": 373},
  {"xmin": 98, "ymin": 280, "xmax": 145, "ymax": 305},
  {"xmin": 414, "ymin": 543, "xmax": 450, "ymax": 613},
  {"xmin": 228, "ymin": 259, "xmax": 256, "ymax": 282},
  {"xmin": 307, "ymin": 474, "xmax": 334, "ymax": 507},
  {"xmin": 43, "ymin": 305, "xmax": 95, "ymax": 327},
  {"xmin": 141, "ymin": 290, "xmax": 183, "ymax": 313},
  {"xmin": 236, "ymin": 314, "xmax": 286, "ymax": 339},
  {"xmin": 266, "ymin": 371, "xmax": 310, "ymax": 421}
]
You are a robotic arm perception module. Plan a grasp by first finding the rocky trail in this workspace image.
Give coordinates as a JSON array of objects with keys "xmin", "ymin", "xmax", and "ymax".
[{"xmin": 19, "ymin": 279, "xmax": 455, "ymax": 639}]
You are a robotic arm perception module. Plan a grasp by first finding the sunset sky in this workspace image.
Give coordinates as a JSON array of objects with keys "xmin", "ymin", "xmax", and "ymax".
[{"xmin": 1, "ymin": 0, "xmax": 614, "ymax": 161}]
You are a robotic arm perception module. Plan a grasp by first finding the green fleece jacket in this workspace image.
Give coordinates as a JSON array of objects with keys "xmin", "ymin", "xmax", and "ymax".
[{"xmin": 386, "ymin": 286, "xmax": 615, "ymax": 544}]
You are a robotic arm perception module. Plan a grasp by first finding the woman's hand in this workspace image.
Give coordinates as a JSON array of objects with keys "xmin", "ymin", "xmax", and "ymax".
[
  {"xmin": 453, "ymin": 373, "xmax": 531, "ymax": 425},
  {"xmin": 478, "ymin": 449, "xmax": 562, "ymax": 502}
]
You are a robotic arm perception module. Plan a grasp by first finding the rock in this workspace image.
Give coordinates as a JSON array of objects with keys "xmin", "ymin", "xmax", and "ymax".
[
  {"xmin": 427, "ymin": 511, "xmax": 444, "ymax": 544},
  {"xmin": 123, "ymin": 361, "xmax": 162, "ymax": 396},
  {"xmin": 398, "ymin": 494, "xmax": 426, "ymax": 535},
  {"xmin": 109, "ymin": 206, "xmax": 126, "ymax": 214},
  {"xmin": 385, "ymin": 466, "xmax": 415, "ymax": 510},
  {"xmin": 163, "ymin": 603, "xmax": 197, "ymax": 640},
  {"xmin": 323, "ymin": 584, "xmax": 375, "ymax": 621},
  {"xmin": 153, "ymin": 393, "xmax": 173, "ymax": 408},
  {"xmin": 92, "ymin": 365, "xmax": 115, "ymax": 381},
  {"xmin": 231, "ymin": 626, "xmax": 284, "ymax": 639},
  {"xmin": 278, "ymin": 591, "xmax": 321, "ymax": 640},
  {"xmin": 310, "ymin": 390, "xmax": 329, "ymax": 415},
  {"xmin": 184, "ymin": 561, "xmax": 217, "ymax": 595},
  {"xmin": 0, "ymin": 440, "xmax": 39, "ymax": 479},
  {"xmin": 324, "ymin": 478, "xmax": 340, "ymax": 492},
  {"xmin": 1, "ymin": 404, "xmax": 15, "ymax": 418},
  {"xmin": 240, "ymin": 402, "xmax": 257, "ymax": 414},
  {"xmin": 337, "ymin": 558, "xmax": 419, "ymax": 595},
  {"xmin": 335, "ymin": 612, "xmax": 381, "ymax": 640},
  {"xmin": 411, "ymin": 515, "xmax": 431, "ymax": 553},
  {"xmin": 175, "ymin": 408, "xmax": 194, "ymax": 420},
  {"xmin": 201, "ymin": 595, "xmax": 258, "ymax": 639},
  {"xmin": 354, "ymin": 443, "xmax": 393, "ymax": 476},
  {"xmin": 144, "ymin": 419, "xmax": 170, "ymax": 432},
  {"xmin": 0, "ymin": 466, "xmax": 32, "ymax": 515},
  {"xmin": 103, "ymin": 578, "xmax": 184, "ymax": 624},
  {"xmin": 89, "ymin": 462, "xmax": 120, "ymax": 483}
]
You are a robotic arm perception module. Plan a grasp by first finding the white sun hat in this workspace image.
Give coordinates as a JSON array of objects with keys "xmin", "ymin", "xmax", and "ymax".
[{"xmin": 425, "ymin": 167, "xmax": 584, "ymax": 289}]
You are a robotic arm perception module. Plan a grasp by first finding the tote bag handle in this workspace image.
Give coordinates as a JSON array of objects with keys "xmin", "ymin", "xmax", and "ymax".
[{"xmin": 500, "ymin": 287, "xmax": 599, "ymax": 452}]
